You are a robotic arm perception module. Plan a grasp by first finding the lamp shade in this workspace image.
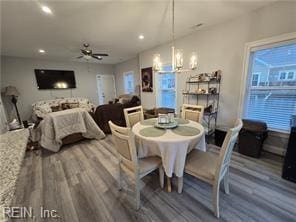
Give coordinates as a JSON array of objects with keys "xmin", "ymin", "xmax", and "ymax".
[{"xmin": 4, "ymin": 86, "xmax": 20, "ymax": 96}]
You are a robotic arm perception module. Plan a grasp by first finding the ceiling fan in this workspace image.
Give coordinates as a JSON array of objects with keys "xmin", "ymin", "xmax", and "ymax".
[{"xmin": 77, "ymin": 43, "xmax": 108, "ymax": 61}]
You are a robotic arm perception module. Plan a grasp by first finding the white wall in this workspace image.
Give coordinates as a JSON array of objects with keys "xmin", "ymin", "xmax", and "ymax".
[
  {"xmin": 139, "ymin": 1, "xmax": 296, "ymax": 128},
  {"xmin": 1, "ymin": 56, "xmax": 114, "ymax": 121},
  {"xmin": 114, "ymin": 56, "xmax": 140, "ymax": 95}
]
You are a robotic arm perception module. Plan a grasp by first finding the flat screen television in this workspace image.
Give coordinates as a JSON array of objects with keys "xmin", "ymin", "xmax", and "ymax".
[{"xmin": 35, "ymin": 69, "xmax": 76, "ymax": 89}]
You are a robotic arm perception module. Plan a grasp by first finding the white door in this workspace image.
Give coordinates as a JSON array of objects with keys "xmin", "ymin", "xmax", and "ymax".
[{"xmin": 96, "ymin": 75, "xmax": 117, "ymax": 105}]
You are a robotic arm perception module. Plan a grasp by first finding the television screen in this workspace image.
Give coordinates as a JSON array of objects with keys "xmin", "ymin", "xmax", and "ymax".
[{"xmin": 35, "ymin": 69, "xmax": 76, "ymax": 89}]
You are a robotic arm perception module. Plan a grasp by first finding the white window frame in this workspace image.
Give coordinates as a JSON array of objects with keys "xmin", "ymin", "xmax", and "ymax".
[
  {"xmin": 238, "ymin": 32, "xmax": 296, "ymax": 133},
  {"xmin": 156, "ymin": 64, "xmax": 177, "ymax": 110},
  {"xmin": 123, "ymin": 71, "xmax": 135, "ymax": 94}
]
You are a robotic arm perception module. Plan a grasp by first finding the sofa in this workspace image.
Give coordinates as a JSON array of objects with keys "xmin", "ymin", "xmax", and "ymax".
[
  {"xmin": 32, "ymin": 97, "xmax": 95, "ymax": 119},
  {"xmin": 93, "ymin": 95, "xmax": 140, "ymax": 133},
  {"xmin": 144, "ymin": 107, "xmax": 175, "ymax": 119}
]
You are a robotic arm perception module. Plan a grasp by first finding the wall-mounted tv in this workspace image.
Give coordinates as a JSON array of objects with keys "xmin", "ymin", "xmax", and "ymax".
[{"xmin": 35, "ymin": 69, "xmax": 76, "ymax": 89}]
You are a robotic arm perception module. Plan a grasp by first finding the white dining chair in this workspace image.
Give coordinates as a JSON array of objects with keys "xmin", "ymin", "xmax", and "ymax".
[
  {"xmin": 108, "ymin": 120, "xmax": 164, "ymax": 210},
  {"xmin": 123, "ymin": 105, "xmax": 144, "ymax": 128},
  {"xmin": 181, "ymin": 104, "xmax": 204, "ymax": 123},
  {"xmin": 181, "ymin": 119, "xmax": 243, "ymax": 218}
]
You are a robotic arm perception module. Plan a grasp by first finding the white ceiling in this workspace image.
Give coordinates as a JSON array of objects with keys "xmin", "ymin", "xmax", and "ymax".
[{"xmin": 1, "ymin": 0, "xmax": 274, "ymax": 64}]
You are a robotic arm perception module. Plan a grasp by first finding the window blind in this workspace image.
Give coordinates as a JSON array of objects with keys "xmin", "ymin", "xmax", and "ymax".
[{"xmin": 244, "ymin": 42, "xmax": 296, "ymax": 132}]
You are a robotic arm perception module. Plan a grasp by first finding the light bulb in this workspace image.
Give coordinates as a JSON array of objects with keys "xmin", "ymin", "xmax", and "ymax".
[
  {"xmin": 175, "ymin": 49, "xmax": 183, "ymax": 70},
  {"xmin": 153, "ymin": 54, "xmax": 162, "ymax": 71},
  {"xmin": 190, "ymin": 52, "xmax": 197, "ymax": 70}
]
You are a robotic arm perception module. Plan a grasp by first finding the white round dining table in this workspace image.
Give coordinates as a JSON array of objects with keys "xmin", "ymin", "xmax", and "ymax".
[{"xmin": 132, "ymin": 118, "xmax": 206, "ymax": 178}]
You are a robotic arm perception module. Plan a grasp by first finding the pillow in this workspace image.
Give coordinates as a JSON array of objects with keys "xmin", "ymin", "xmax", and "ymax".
[
  {"xmin": 61, "ymin": 103, "xmax": 79, "ymax": 110},
  {"xmin": 51, "ymin": 105, "xmax": 62, "ymax": 112},
  {"xmin": 119, "ymin": 97, "xmax": 130, "ymax": 104},
  {"xmin": 68, "ymin": 102, "xmax": 79, "ymax": 109},
  {"xmin": 36, "ymin": 104, "xmax": 52, "ymax": 113}
]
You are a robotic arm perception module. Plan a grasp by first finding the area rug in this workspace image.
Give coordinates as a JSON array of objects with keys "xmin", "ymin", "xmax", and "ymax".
[{"xmin": 0, "ymin": 129, "xmax": 29, "ymax": 222}]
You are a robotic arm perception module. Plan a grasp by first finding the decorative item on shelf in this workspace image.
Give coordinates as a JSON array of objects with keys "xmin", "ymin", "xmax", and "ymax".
[
  {"xmin": 197, "ymin": 88, "xmax": 207, "ymax": 94},
  {"xmin": 152, "ymin": 0, "xmax": 198, "ymax": 73},
  {"xmin": 211, "ymin": 70, "xmax": 222, "ymax": 80},
  {"xmin": 197, "ymin": 73, "xmax": 211, "ymax": 81},
  {"xmin": 4, "ymin": 86, "xmax": 22, "ymax": 127},
  {"xmin": 209, "ymin": 87, "xmax": 217, "ymax": 94},
  {"xmin": 204, "ymin": 105, "xmax": 213, "ymax": 114}
]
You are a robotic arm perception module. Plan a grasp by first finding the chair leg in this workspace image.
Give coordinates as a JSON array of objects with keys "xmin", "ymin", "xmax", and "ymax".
[
  {"xmin": 118, "ymin": 161, "xmax": 122, "ymax": 191},
  {"xmin": 135, "ymin": 173, "xmax": 141, "ymax": 210},
  {"xmin": 212, "ymin": 181, "xmax": 220, "ymax": 218},
  {"xmin": 159, "ymin": 167, "xmax": 164, "ymax": 189},
  {"xmin": 177, "ymin": 177, "xmax": 183, "ymax": 194},
  {"xmin": 223, "ymin": 169, "xmax": 230, "ymax": 195},
  {"xmin": 167, "ymin": 176, "xmax": 172, "ymax": 192}
]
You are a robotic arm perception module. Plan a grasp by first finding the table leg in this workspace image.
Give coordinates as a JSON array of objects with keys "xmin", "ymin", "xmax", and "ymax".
[
  {"xmin": 167, "ymin": 176, "xmax": 172, "ymax": 192},
  {"xmin": 178, "ymin": 177, "xmax": 183, "ymax": 193}
]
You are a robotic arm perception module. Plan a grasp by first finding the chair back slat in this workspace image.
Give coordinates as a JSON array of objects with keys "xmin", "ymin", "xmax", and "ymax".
[
  {"xmin": 109, "ymin": 121, "xmax": 137, "ymax": 163},
  {"xmin": 215, "ymin": 119, "xmax": 243, "ymax": 180},
  {"xmin": 181, "ymin": 104, "xmax": 204, "ymax": 123},
  {"xmin": 124, "ymin": 106, "xmax": 144, "ymax": 128}
]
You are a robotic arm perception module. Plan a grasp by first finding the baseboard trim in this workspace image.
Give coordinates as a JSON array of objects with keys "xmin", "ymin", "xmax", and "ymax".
[{"xmin": 263, "ymin": 144, "xmax": 286, "ymax": 156}]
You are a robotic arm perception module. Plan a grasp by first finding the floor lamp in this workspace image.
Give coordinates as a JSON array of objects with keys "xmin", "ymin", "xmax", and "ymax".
[{"xmin": 4, "ymin": 86, "xmax": 21, "ymax": 126}]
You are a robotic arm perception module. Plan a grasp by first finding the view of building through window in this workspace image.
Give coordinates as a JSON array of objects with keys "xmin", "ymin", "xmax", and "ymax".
[{"xmin": 244, "ymin": 43, "xmax": 296, "ymax": 131}]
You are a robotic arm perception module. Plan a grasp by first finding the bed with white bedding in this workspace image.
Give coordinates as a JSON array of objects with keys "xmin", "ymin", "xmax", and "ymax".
[{"xmin": 32, "ymin": 108, "xmax": 105, "ymax": 152}]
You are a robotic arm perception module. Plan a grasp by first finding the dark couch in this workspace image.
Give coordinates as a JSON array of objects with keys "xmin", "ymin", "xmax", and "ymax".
[{"xmin": 94, "ymin": 96, "xmax": 140, "ymax": 133}]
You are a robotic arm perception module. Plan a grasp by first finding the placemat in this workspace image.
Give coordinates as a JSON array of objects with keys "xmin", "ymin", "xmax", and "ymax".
[
  {"xmin": 172, "ymin": 126, "xmax": 200, "ymax": 136},
  {"xmin": 140, "ymin": 119, "xmax": 157, "ymax": 126},
  {"xmin": 139, "ymin": 127, "xmax": 166, "ymax": 137},
  {"xmin": 175, "ymin": 118, "xmax": 190, "ymax": 124}
]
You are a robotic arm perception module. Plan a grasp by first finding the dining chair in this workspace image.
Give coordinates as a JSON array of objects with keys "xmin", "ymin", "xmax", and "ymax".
[
  {"xmin": 181, "ymin": 104, "xmax": 204, "ymax": 123},
  {"xmin": 123, "ymin": 105, "xmax": 144, "ymax": 128},
  {"xmin": 181, "ymin": 119, "xmax": 243, "ymax": 218},
  {"xmin": 108, "ymin": 120, "xmax": 164, "ymax": 210}
]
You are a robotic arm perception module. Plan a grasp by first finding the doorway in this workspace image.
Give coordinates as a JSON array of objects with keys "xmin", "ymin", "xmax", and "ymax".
[{"xmin": 96, "ymin": 75, "xmax": 117, "ymax": 105}]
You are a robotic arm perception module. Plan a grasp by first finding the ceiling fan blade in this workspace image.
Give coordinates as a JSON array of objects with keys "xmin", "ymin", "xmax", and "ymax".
[
  {"xmin": 92, "ymin": 53, "xmax": 109, "ymax": 57},
  {"xmin": 77, "ymin": 55, "xmax": 83, "ymax": 59},
  {"xmin": 92, "ymin": 55, "xmax": 102, "ymax": 60}
]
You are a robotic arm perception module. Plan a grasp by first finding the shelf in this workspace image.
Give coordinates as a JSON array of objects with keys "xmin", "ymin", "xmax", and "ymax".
[
  {"xmin": 186, "ymin": 79, "xmax": 220, "ymax": 84},
  {"xmin": 204, "ymin": 111, "xmax": 218, "ymax": 116},
  {"xmin": 182, "ymin": 93, "xmax": 219, "ymax": 96}
]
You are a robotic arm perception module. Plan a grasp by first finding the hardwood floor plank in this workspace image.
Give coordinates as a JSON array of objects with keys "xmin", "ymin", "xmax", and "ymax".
[{"xmin": 10, "ymin": 138, "xmax": 296, "ymax": 222}]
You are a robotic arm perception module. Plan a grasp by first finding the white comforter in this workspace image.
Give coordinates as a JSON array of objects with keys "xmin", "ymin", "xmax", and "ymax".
[{"xmin": 33, "ymin": 108, "xmax": 105, "ymax": 152}]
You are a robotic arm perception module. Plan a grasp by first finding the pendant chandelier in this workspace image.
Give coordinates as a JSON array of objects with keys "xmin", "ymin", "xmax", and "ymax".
[{"xmin": 153, "ymin": 0, "xmax": 198, "ymax": 73}]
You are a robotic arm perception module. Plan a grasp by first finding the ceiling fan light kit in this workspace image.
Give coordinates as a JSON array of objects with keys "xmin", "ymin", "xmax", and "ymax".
[
  {"xmin": 77, "ymin": 43, "xmax": 109, "ymax": 61},
  {"xmin": 153, "ymin": 0, "xmax": 198, "ymax": 73}
]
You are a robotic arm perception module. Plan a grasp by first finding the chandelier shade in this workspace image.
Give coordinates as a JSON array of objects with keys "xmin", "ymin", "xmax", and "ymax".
[{"xmin": 153, "ymin": 0, "xmax": 198, "ymax": 73}]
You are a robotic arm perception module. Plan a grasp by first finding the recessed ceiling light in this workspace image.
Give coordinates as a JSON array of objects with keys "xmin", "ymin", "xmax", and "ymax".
[
  {"xmin": 39, "ymin": 49, "xmax": 45, "ymax": 54},
  {"xmin": 41, "ymin": 5, "xmax": 52, "ymax": 14},
  {"xmin": 139, "ymin": 35, "xmax": 144, "ymax": 40}
]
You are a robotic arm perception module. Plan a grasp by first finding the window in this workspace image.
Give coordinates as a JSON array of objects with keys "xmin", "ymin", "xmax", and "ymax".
[
  {"xmin": 244, "ymin": 42, "xmax": 296, "ymax": 132},
  {"xmin": 279, "ymin": 72, "xmax": 286, "ymax": 80},
  {"xmin": 278, "ymin": 70, "xmax": 295, "ymax": 81},
  {"xmin": 288, "ymin": 72, "xmax": 294, "ymax": 80},
  {"xmin": 157, "ymin": 65, "xmax": 176, "ymax": 109},
  {"xmin": 124, "ymin": 71, "xmax": 134, "ymax": 94},
  {"xmin": 251, "ymin": 73, "xmax": 261, "ymax": 86}
]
